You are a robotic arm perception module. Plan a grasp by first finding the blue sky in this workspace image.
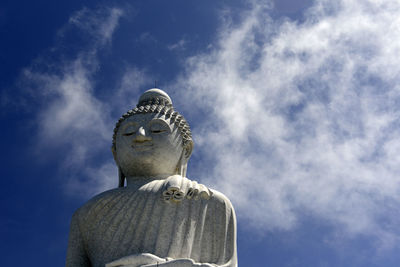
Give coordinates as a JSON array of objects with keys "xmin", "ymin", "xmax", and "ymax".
[{"xmin": 2, "ymin": 0, "xmax": 400, "ymax": 266}]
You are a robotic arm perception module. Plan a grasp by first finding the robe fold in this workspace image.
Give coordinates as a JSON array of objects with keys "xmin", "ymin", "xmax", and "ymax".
[{"xmin": 66, "ymin": 179, "xmax": 237, "ymax": 267}]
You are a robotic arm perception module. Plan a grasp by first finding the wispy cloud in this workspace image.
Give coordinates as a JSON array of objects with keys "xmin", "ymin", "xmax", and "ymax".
[
  {"xmin": 137, "ymin": 32, "xmax": 157, "ymax": 44},
  {"xmin": 175, "ymin": 0, "xmax": 400, "ymax": 247},
  {"xmin": 68, "ymin": 7, "xmax": 123, "ymax": 46},
  {"xmin": 168, "ymin": 38, "xmax": 187, "ymax": 51},
  {"xmin": 20, "ymin": 6, "xmax": 124, "ymax": 196},
  {"xmin": 115, "ymin": 66, "xmax": 150, "ymax": 113},
  {"xmin": 15, "ymin": 0, "xmax": 400, "ymax": 252}
]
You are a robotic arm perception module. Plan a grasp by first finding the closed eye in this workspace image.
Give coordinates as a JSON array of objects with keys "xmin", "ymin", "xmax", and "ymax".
[
  {"xmin": 123, "ymin": 132, "xmax": 135, "ymax": 136},
  {"xmin": 151, "ymin": 130, "xmax": 166, "ymax": 134}
]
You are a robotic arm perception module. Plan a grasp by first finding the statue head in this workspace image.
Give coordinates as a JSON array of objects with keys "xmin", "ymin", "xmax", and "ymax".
[{"xmin": 112, "ymin": 88, "xmax": 194, "ymax": 187}]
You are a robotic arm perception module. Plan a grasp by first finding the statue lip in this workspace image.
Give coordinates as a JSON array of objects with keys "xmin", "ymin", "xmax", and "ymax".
[{"xmin": 131, "ymin": 142, "xmax": 153, "ymax": 151}]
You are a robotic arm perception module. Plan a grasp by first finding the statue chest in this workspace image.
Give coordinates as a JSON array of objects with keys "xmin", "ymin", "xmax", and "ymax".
[{"xmin": 82, "ymin": 189, "xmax": 212, "ymax": 267}]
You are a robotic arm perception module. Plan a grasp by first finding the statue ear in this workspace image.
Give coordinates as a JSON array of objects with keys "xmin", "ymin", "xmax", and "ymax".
[
  {"xmin": 111, "ymin": 146, "xmax": 118, "ymax": 163},
  {"xmin": 183, "ymin": 141, "xmax": 193, "ymax": 160},
  {"xmin": 112, "ymin": 147, "xmax": 125, "ymax": 187},
  {"xmin": 177, "ymin": 142, "xmax": 193, "ymax": 177}
]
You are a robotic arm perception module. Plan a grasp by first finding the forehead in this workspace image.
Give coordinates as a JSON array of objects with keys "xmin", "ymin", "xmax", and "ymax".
[{"xmin": 119, "ymin": 113, "xmax": 170, "ymax": 126}]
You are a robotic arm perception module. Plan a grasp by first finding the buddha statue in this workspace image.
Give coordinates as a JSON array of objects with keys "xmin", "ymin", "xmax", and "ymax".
[{"xmin": 66, "ymin": 89, "xmax": 237, "ymax": 267}]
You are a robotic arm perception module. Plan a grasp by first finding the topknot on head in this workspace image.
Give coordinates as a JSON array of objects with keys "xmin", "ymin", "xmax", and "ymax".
[
  {"xmin": 137, "ymin": 88, "xmax": 173, "ymax": 108},
  {"xmin": 112, "ymin": 88, "xmax": 193, "ymax": 151}
]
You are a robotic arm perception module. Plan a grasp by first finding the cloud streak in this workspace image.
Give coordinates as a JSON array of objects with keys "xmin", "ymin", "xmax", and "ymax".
[
  {"xmin": 21, "ymin": 6, "xmax": 124, "ymax": 196},
  {"xmin": 175, "ymin": 0, "xmax": 400, "ymax": 246},
  {"xmin": 16, "ymin": 0, "xmax": 400, "ymax": 252}
]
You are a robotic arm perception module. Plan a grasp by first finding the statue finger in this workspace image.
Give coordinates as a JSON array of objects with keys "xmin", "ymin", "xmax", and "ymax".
[
  {"xmin": 191, "ymin": 181, "xmax": 200, "ymax": 200},
  {"xmin": 171, "ymin": 176, "xmax": 187, "ymax": 202},
  {"xmin": 141, "ymin": 253, "xmax": 166, "ymax": 262},
  {"xmin": 198, "ymin": 184, "xmax": 210, "ymax": 200},
  {"xmin": 180, "ymin": 177, "xmax": 190, "ymax": 195},
  {"xmin": 162, "ymin": 189, "xmax": 173, "ymax": 202},
  {"xmin": 186, "ymin": 188, "xmax": 194, "ymax": 199},
  {"xmin": 162, "ymin": 175, "xmax": 184, "ymax": 202},
  {"xmin": 142, "ymin": 258, "xmax": 195, "ymax": 267},
  {"xmin": 198, "ymin": 263, "xmax": 214, "ymax": 267},
  {"xmin": 107, "ymin": 253, "xmax": 166, "ymax": 266},
  {"xmin": 105, "ymin": 254, "xmax": 142, "ymax": 266},
  {"xmin": 186, "ymin": 180, "xmax": 195, "ymax": 199},
  {"xmin": 166, "ymin": 175, "xmax": 181, "ymax": 191},
  {"xmin": 172, "ymin": 190, "xmax": 185, "ymax": 202}
]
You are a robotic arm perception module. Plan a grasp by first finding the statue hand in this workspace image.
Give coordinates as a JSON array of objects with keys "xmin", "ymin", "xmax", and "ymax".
[
  {"xmin": 162, "ymin": 176, "xmax": 212, "ymax": 203},
  {"xmin": 186, "ymin": 180, "xmax": 211, "ymax": 200},
  {"xmin": 162, "ymin": 175, "xmax": 186, "ymax": 203},
  {"xmin": 141, "ymin": 258, "xmax": 215, "ymax": 267},
  {"xmin": 105, "ymin": 253, "xmax": 166, "ymax": 267}
]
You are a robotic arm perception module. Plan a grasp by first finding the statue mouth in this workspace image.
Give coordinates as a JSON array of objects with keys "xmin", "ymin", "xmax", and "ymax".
[{"xmin": 132, "ymin": 142, "xmax": 153, "ymax": 151}]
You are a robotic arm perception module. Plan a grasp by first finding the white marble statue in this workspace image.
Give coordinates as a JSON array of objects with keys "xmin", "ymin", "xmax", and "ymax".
[{"xmin": 66, "ymin": 89, "xmax": 237, "ymax": 267}]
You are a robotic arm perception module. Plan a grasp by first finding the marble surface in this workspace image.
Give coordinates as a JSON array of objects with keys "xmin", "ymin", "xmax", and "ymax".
[{"xmin": 66, "ymin": 89, "xmax": 238, "ymax": 267}]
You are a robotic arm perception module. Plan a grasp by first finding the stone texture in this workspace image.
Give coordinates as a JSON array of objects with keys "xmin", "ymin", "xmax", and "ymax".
[{"xmin": 66, "ymin": 89, "xmax": 238, "ymax": 267}]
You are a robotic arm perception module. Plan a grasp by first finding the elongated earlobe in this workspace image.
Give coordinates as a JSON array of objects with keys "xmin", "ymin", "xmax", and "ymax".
[
  {"xmin": 112, "ymin": 147, "xmax": 125, "ymax": 187},
  {"xmin": 184, "ymin": 142, "xmax": 193, "ymax": 160},
  {"xmin": 118, "ymin": 167, "xmax": 125, "ymax": 187},
  {"xmin": 175, "ymin": 151, "xmax": 187, "ymax": 177},
  {"xmin": 175, "ymin": 141, "xmax": 193, "ymax": 177}
]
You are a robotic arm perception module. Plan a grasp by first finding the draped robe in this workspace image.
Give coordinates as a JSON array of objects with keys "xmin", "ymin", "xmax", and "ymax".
[{"xmin": 66, "ymin": 178, "xmax": 237, "ymax": 267}]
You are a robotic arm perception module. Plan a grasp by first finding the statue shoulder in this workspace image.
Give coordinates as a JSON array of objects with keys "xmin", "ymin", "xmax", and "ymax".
[
  {"xmin": 71, "ymin": 187, "xmax": 125, "ymax": 223},
  {"xmin": 208, "ymin": 187, "xmax": 235, "ymax": 210}
]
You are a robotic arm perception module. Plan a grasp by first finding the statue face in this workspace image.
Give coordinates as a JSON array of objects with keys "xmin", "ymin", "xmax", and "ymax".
[{"xmin": 115, "ymin": 113, "xmax": 184, "ymax": 177}]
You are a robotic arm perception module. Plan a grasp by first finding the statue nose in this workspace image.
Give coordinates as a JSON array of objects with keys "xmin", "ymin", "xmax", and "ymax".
[{"xmin": 135, "ymin": 126, "xmax": 151, "ymax": 142}]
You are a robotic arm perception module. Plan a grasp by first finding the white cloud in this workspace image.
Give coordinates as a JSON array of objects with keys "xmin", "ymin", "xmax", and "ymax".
[
  {"xmin": 22, "ymin": 6, "xmax": 124, "ymax": 194},
  {"xmin": 272, "ymin": 0, "xmax": 313, "ymax": 14},
  {"xmin": 17, "ymin": 0, "xmax": 400, "ymax": 251},
  {"xmin": 66, "ymin": 161, "xmax": 117, "ymax": 197},
  {"xmin": 168, "ymin": 38, "xmax": 187, "ymax": 51},
  {"xmin": 115, "ymin": 67, "xmax": 150, "ymax": 113},
  {"xmin": 68, "ymin": 7, "xmax": 123, "ymax": 45},
  {"xmin": 137, "ymin": 32, "xmax": 157, "ymax": 44},
  {"xmin": 175, "ymin": 0, "xmax": 400, "ymax": 246}
]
